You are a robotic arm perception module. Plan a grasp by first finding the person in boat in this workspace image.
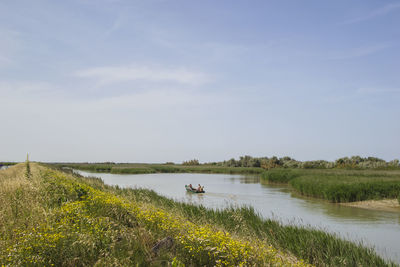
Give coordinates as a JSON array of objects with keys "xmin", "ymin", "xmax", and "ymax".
[
  {"xmin": 188, "ymin": 184, "xmax": 194, "ymax": 190},
  {"xmin": 197, "ymin": 184, "xmax": 203, "ymax": 192}
]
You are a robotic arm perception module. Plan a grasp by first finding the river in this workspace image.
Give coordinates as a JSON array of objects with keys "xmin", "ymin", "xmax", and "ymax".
[{"xmin": 76, "ymin": 170, "xmax": 400, "ymax": 264}]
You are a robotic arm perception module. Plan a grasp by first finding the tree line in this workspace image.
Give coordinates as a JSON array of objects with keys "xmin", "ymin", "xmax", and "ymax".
[{"xmin": 203, "ymin": 155, "xmax": 400, "ymax": 170}]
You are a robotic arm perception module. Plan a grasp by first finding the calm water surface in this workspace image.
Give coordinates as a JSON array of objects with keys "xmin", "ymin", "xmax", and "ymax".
[{"xmin": 77, "ymin": 171, "xmax": 400, "ymax": 264}]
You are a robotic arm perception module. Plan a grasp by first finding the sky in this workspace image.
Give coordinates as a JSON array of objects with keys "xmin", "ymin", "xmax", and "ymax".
[{"xmin": 1, "ymin": 0, "xmax": 399, "ymax": 163}]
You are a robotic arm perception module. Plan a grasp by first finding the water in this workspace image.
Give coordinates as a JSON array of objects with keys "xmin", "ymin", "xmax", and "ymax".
[{"xmin": 77, "ymin": 171, "xmax": 400, "ymax": 264}]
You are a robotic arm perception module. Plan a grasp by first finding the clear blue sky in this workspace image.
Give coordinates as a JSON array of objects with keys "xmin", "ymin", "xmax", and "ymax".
[{"xmin": 1, "ymin": 0, "xmax": 399, "ymax": 163}]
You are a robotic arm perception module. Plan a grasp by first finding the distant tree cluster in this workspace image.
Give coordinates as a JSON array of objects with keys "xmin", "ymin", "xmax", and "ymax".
[
  {"xmin": 335, "ymin": 156, "xmax": 400, "ymax": 169},
  {"xmin": 220, "ymin": 156, "xmax": 300, "ymax": 169},
  {"xmin": 211, "ymin": 155, "xmax": 400, "ymax": 170},
  {"xmin": 182, "ymin": 159, "xmax": 200, "ymax": 166}
]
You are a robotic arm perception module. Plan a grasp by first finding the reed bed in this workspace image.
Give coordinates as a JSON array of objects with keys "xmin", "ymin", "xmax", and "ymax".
[
  {"xmin": 290, "ymin": 174, "xmax": 400, "ymax": 202},
  {"xmin": 52, "ymin": 163, "xmax": 265, "ymax": 175},
  {"xmin": 262, "ymin": 169, "xmax": 400, "ymax": 203},
  {"xmin": 261, "ymin": 169, "xmax": 303, "ymax": 183},
  {"xmin": 110, "ymin": 167, "xmax": 156, "ymax": 174}
]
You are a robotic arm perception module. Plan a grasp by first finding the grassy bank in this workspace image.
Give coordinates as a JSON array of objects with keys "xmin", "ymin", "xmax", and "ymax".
[
  {"xmin": 0, "ymin": 162, "xmax": 17, "ymax": 166},
  {"xmin": 52, "ymin": 162, "xmax": 265, "ymax": 175},
  {"xmin": 1, "ymin": 163, "xmax": 307, "ymax": 266},
  {"xmin": 262, "ymin": 169, "xmax": 400, "ymax": 203},
  {"xmin": 114, "ymin": 187, "xmax": 394, "ymax": 266},
  {"xmin": 1, "ymin": 164, "xmax": 394, "ymax": 266}
]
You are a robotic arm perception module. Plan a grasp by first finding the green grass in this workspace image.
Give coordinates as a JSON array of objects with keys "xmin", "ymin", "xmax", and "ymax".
[
  {"xmin": 1, "ymin": 163, "xmax": 394, "ymax": 266},
  {"xmin": 0, "ymin": 165, "xmax": 160, "ymax": 266},
  {"xmin": 1, "ymin": 163, "xmax": 305, "ymax": 266},
  {"xmin": 112, "ymin": 183, "xmax": 394, "ymax": 266},
  {"xmin": 262, "ymin": 169, "xmax": 400, "ymax": 203},
  {"xmin": 261, "ymin": 169, "xmax": 303, "ymax": 183},
  {"xmin": 59, "ymin": 163, "xmax": 115, "ymax": 172},
  {"xmin": 149, "ymin": 165, "xmax": 183, "ymax": 173},
  {"xmin": 110, "ymin": 167, "xmax": 156, "ymax": 174},
  {"xmin": 177, "ymin": 165, "xmax": 264, "ymax": 174},
  {"xmin": 290, "ymin": 174, "xmax": 400, "ymax": 202},
  {"xmin": 51, "ymin": 163, "xmax": 265, "ymax": 175},
  {"xmin": 0, "ymin": 162, "xmax": 17, "ymax": 166}
]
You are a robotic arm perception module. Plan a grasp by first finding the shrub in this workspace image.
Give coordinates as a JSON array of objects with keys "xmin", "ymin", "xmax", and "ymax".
[{"xmin": 182, "ymin": 159, "xmax": 200, "ymax": 166}]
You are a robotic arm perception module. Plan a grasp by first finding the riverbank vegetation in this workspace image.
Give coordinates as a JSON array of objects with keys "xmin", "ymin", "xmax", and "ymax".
[
  {"xmin": 0, "ymin": 162, "xmax": 18, "ymax": 167},
  {"xmin": 48, "ymin": 157, "xmax": 400, "ymax": 206},
  {"xmin": 1, "ymin": 164, "xmax": 394, "ymax": 266},
  {"xmin": 49, "ymin": 155, "xmax": 400, "ymax": 177},
  {"xmin": 216, "ymin": 155, "xmax": 400, "ymax": 170},
  {"xmin": 50, "ymin": 157, "xmax": 400, "ymax": 204},
  {"xmin": 0, "ymin": 163, "xmax": 305, "ymax": 266},
  {"xmin": 114, "ymin": 186, "xmax": 394, "ymax": 266},
  {"xmin": 262, "ymin": 169, "xmax": 400, "ymax": 203},
  {"xmin": 51, "ymin": 162, "xmax": 265, "ymax": 175}
]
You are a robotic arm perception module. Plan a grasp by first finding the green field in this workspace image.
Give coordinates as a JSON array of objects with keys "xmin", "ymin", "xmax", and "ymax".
[
  {"xmin": 0, "ymin": 163, "xmax": 394, "ymax": 266},
  {"xmin": 262, "ymin": 169, "xmax": 400, "ymax": 203}
]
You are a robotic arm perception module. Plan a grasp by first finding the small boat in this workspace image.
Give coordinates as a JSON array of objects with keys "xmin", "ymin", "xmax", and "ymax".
[{"xmin": 185, "ymin": 185, "xmax": 205, "ymax": 193}]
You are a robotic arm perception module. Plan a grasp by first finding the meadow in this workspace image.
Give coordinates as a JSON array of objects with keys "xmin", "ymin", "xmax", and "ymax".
[
  {"xmin": 261, "ymin": 169, "xmax": 400, "ymax": 203},
  {"xmin": 0, "ymin": 163, "xmax": 394, "ymax": 266}
]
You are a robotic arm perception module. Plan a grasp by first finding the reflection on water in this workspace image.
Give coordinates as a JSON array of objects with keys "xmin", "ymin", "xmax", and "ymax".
[{"xmin": 76, "ymin": 170, "xmax": 400, "ymax": 263}]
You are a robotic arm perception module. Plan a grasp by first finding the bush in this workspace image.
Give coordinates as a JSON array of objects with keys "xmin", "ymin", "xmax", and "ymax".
[{"xmin": 182, "ymin": 159, "xmax": 200, "ymax": 166}]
